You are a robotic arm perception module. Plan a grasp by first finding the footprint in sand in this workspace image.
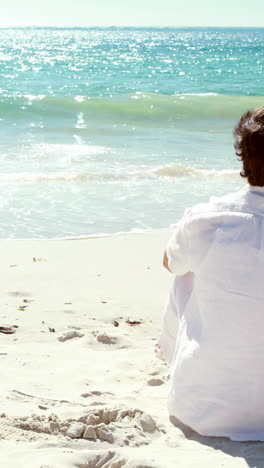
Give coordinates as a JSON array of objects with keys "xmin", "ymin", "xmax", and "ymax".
[
  {"xmin": 8, "ymin": 291, "xmax": 32, "ymax": 297},
  {"xmin": 147, "ymin": 378, "xmax": 165, "ymax": 386},
  {"xmin": 82, "ymin": 449, "xmax": 158, "ymax": 468},
  {"xmin": 81, "ymin": 390, "xmax": 114, "ymax": 406},
  {"xmin": 92, "ymin": 330, "xmax": 131, "ymax": 349},
  {"xmin": 57, "ymin": 330, "xmax": 84, "ymax": 342},
  {"xmin": 96, "ymin": 334, "xmax": 118, "ymax": 345},
  {"xmin": 82, "ymin": 450, "xmax": 127, "ymax": 468},
  {"xmin": 81, "ymin": 390, "xmax": 114, "ymax": 398}
]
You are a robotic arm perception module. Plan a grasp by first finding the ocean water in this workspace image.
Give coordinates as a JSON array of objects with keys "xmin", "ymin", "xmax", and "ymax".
[{"xmin": 0, "ymin": 27, "xmax": 264, "ymax": 239}]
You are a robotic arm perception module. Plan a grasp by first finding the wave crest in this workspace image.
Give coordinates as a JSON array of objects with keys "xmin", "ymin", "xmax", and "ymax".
[
  {"xmin": 0, "ymin": 165, "xmax": 239, "ymax": 183},
  {"xmin": 1, "ymin": 93, "xmax": 263, "ymax": 124},
  {"xmin": 152, "ymin": 164, "xmax": 239, "ymax": 178}
]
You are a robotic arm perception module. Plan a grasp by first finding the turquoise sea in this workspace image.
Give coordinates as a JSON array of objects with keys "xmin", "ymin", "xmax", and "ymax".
[{"xmin": 0, "ymin": 27, "xmax": 264, "ymax": 238}]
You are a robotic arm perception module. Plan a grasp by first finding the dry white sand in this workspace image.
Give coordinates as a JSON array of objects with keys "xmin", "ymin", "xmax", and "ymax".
[{"xmin": 0, "ymin": 232, "xmax": 263, "ymax": 468}]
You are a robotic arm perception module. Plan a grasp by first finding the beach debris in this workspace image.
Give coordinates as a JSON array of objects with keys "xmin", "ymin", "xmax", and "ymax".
[
  {"xmin": 0, "ymin": 326, "xmax": 16, "ymax": 334},
  {"xmin": 9, "ymin": 264, "xmax": 17, "ymax": 268},
  {"xmin": 101, "ymin": 301, "xmax": 107, "ymax": 304},
  {"xmin": 18, "ymin": 305, "xmax": 28, "ymax": 311},
  {"xmin": 49, "ymin": 327, "xmax": 56, "ymax": 333},
  {"xmin": 23, "ymin": 299, "xmax": 34, "ymax": 303},
  {"xmin": 33, "ymin": 257, "xmax": 47, "ymax": 262},
  {"xmin": 125, "ymin": 319, "xmax": 143, "ymax": 326},
  {"xmin": 64, "ymin": 302, "xmax": 72, "ymax": 305},
  {"xmin": 113, "ymin": 321, "xmax": 119, "ymax": 327},
  {"xmin": 58, "ymin": 330, "xmax": 84, "ymax": 342}
]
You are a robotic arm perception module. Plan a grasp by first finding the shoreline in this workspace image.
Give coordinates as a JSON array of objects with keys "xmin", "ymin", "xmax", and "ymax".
[{"xmin": 0, "ymin": 226, "xmax": 172, "ymax": 242}]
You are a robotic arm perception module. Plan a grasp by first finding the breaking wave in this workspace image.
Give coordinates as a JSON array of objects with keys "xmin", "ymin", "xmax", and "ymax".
[
  {"xmin": 152, "ymin": 163, "xmax": 239, "ymax": 178},
  {"xmin": 1, "ymin": 93, "xmax": 263, "ymax": 125},
  {"xmin": 0, "ymin": 164, "xmax": 239, "ymax": 183}
]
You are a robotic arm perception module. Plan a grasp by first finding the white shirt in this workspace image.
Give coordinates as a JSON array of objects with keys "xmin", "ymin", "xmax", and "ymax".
[{"xmin": 159, "ymin": 184, "xmax": 264, "ymax": 441}]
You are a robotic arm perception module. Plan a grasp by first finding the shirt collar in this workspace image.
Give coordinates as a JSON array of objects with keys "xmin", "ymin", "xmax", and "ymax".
[{"xmin": 245, "ymin": 183, "xmax": 264, "ymax": 194}]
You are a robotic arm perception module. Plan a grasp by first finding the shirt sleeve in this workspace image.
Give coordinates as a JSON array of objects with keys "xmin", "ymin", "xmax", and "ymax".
[{"xmin": 166, "ymin": 209, "xmax": 192, "ymax": 275}]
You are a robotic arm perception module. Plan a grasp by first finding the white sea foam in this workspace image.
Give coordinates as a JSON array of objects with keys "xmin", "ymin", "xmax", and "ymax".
[
  {"xmin": 0, "ymin": 172, "xmax": 105, "ymax": 183},
  {"xmin": 0, "ymin": 165, "xmax": 239, "ymax": 183},
  {"xmin": 32, "ymin": 143, "xmax": 109, "ymax": 156},
  {"xmin": 152, "ymin": 164, "xmax": 239, "ymax": 178}
]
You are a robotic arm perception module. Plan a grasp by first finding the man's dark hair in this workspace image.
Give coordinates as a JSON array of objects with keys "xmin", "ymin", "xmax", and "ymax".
[{"xmin": 234, "ymin": 107, "xmax": 264, "ymax": 186}]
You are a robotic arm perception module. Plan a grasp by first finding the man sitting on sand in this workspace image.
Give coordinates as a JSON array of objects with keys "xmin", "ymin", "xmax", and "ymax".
[{"xmin": 158, "ymin": 107, "xmax": 264, "ymax": 441}]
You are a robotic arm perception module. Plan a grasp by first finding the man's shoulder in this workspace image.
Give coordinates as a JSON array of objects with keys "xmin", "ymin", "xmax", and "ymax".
[
  {"xmin": 178, "ymin": 188, "xmax": 249, "ymax": 235},
  {"xmin": 186, "ymin": 187, "xmax": 247, "ymax": 220}
]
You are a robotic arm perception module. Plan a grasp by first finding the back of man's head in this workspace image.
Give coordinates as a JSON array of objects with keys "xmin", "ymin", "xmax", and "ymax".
[{"xmin": 234, "ymin": 107, "xmax": 264, "ymax": 186}]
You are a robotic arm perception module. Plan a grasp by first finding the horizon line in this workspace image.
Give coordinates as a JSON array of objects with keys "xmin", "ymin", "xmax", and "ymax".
[{"xmin": 0, "ymin": 25, "xmax": 264, "ymax": 29}]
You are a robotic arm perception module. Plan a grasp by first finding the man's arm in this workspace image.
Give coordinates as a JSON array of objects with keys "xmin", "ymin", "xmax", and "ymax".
[
  {"xmin": 163, "ymin": 249, "xmax": 172, "ymax": 272},
  {"xmin": 164, "ymin": 209, "xmax": 193, "ymax": 275}
]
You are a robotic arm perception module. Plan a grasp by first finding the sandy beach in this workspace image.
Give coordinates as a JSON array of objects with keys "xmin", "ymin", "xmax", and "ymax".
[{"xmin": 0, "ymin": 231, "xmax": 263, "ymax": 467}]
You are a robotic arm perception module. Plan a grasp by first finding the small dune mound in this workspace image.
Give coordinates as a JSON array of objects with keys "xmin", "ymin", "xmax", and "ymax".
[{"xmin": 10, "ymin": 406, "xmax": 159, "ymax": 448}]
